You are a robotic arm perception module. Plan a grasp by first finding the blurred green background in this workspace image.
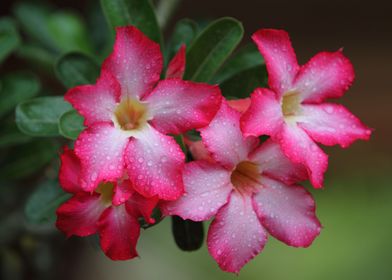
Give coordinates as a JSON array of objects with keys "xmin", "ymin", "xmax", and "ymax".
[{"xmin": 1, "ymin": 0, "xmax": 391, "ymax": 279}]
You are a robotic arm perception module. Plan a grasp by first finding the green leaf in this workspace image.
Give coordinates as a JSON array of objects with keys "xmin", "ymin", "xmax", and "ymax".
[
  {"xmin": 165, "ymin": 18, "xmax": 198, "ymax": 64},
  {"xmin": 220, "ymin": 65, "xmax": 268, "ymax": 98},
  {"xmin": 0, "ymin": 17, "xmax": 21, "ymax": 63},
  {"xmin": 0, "ymin": 139, "xmax": 59, "ymax": 180},
  {"xmin": 171, "ymin": 216, "xmax": 204, "ymax": 251},
  {"xmin": 16, "ymin": 44, "xmax": 56, "ymax": 71},
  {"xmin": 184, "ymin": 17, "xmax": 243, "ymax": 82},
  {"xmin": 25, "ymin": 180, "xmax": 71, "ymax": 224},
  {"xmin": 0, "ymin": 72, "xmax": 40, "ymax": 118},
  {"xmin": 13, "ymin": 3, "xmax": 93, "ymax": 54},
  {"xmin": 213, "ymin": 44, "xmax": 264, "ymax": 84},
  {"xmin": 100, "ymin": 0, "xmax": 163, "ymax": 45},
  {"xmin": 58, "ymin": 110, "xmax": 85, "ymax": 140},
  {"xmin": 55, "ymin": 52, "xmax": 100, "ymax": 88},
  {"xmin": 0, "ymin": 122, "xmax": 31, "ymax": 148},
  {"xmin": 15, "ymin": 96, "xmax": 72, "ymax": 137}
]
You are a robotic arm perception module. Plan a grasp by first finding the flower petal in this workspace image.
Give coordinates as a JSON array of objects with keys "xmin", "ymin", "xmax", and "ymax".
[
  {"xmin": 241, "ymin": 88, "xmax": 284, "ymax": 137},
  {"xmin": 294, "ymin": 51, "xmax": 355, "ymax": 103},
  {"xmin": 161, "ymin": 160, "xmax": 232, "ymax": 221},
  {"xmin": 56, "ymin": 193, "xmax": 105, "ymax": 237},
  {"xmin": 65, "ymin": 70, "xmax": 121, "ymax": 126},
  {"xmin": 102, "ymin": 26, "xmax": 163, "ymax": 100},
  {"xmin": 59, "ymin": 147, "xmax": 82, "ymax": 193},
  {"xmin": 98, "ymin": 205, "xmax": 140, "ymax": 260},
  {"xmin": 125, "ymin": 126, "xmax": 185, "ymax": 200},
  {"xmin": 126, "ymin": 191, "xmax": 159, "ymax": 224},
  {"xmin": 298, "ymin": 103, "xmax": 372, "ymax": 148},
  {"xmin": 184, "ymin": 138, "xmax": 214, "ymax": 162},
  {"xmin": 75, "ymin": 123, "xmax": 129, "ymax": 191},
  {"xmin": 227, "ymin": 98, "xmax": 251, "ymax": 113},
  {"xmin": 112, "ymin": 180, "xmax": 133, "ymax": 206},
  {"xmin": 278, "ymin": 124, "xmax": 328, "ymax": 188},
  {"xmin": 166, "ymin": 44, "xmax": 186, "ymax": 79},
  {"xmin": 145, "ymin": 79, "xmax": 222, "ymax": 135},
  {"xmin": 207, "ymin": 192, "xmax": 267, "ymax": 274},
  {"xmin": 253, "ymin": 177, "xmax": 321, "ymax": 247},
  {"xmin": 248, "ymin": 139, "xmax": 307, "ymax": 185},
  {"xmin": 252, "ymin": 29, "xmax": 299, "ymax": 96},
  {"xmin": 200, "ymin": 101, "xmax": 258, "ymax": 169}
]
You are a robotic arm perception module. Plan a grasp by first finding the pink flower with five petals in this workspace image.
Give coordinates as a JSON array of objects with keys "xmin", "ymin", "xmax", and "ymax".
[
  {"xmin": 65, "ymin": 26, "xmax": 222, "ymax": 200},
  {"xmin": 162, "ymin": 101, "xmax": 321, "ymax": 273},
  {"xmin": 241, "ymin": 29, "xmax": 372, "ymax": 188},
  {"xmin": 56, "ymin": 147, "xmax": 158, "ymax": 260}
]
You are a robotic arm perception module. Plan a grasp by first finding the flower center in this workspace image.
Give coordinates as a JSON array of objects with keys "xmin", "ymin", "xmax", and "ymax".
[
  {"xmin": 96, "ymin": 182, "xmax": 114, "ymax": 205},
  {"xmin": 281, "ymin": 91, "xmax": 301, "ymax": 118},
  {"xmin": 230, "ymin": 161, "xmax": 261, "ymax": 194},
  {"xmin": 114, "ymin": 98, "xmax": 148, "ymax": 131}
]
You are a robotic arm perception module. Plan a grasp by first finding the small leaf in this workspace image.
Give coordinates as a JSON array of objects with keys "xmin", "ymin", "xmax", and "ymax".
[
  {"xmin": 55, "ymin": 52, "xmax": 100, "ymax": 88},
  {"xmin": 16, "ymin": 44, "xmax": 56, "ymax": 71},
  {"xmin": 220, "ymin": 65, "xmax": 268, "ymax": 98},
  {"xmin": 213, "ymin": 44, "xmax": 264, "ymax": 84},
  {"xmin": 15, "ymin": 96, "xmax": 72, "ymax": 137},
  {"xmin": 58, "ymin": 110, "xmax": 85, "ymax": 140},
  {"xmin": 184, "ymin": 17, "xmax": 243, "ymax": 82},
  {"xmin": 171, "ymin": 216, "xmax": 204, "ymax": 251},
  {"xmin": 0, "ymin": 139, "xmax": 60, "ymax": 180},
  {"xmin": 0, "ymin": 72, "xmax": 40, "ymax": 118},
  {"xmin": 165, "ymin": 18, "xmax": 198, "ymax": 64},
  {"xmin": 100, "ymin": 0, "xmax": 163, "ymax": 45},
  {"xmin": 25, "ymin": 180, "xmax": 71, "ymax": 225},
  {"xmin": 0, "ymin": 17, "xmax": 21, "ymax": 63}
]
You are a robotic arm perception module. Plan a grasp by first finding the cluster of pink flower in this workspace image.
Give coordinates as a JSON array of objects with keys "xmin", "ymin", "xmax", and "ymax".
[{"xmin": 56, "ymin": 26, "xmax": 371, "ymax": 273}]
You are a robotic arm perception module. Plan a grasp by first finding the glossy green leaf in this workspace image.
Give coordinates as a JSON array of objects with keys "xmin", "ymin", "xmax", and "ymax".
[
  {"xmin": 184, "ymin": 17, "xmax": 243, "ymax": 82},
  {"xmin": 55, "ymin": 52, "xmax": 100, "ymax": 88},
  {"xmin": 0, "ymin": 139, "xmax": 59, "ymax": 180},
  {"xmin": 100, "ymin": 0, "xmax": 162, "ymax": 45},
  {"xmin": 165, "ymin": 18, "xmax": 198, "ymax": 64},
  {"xmin": 13, "ymin": 3, "xmax": 93, "ymax": 54},
  {"xmin": 0, "ymin": 72, "xmax": 40, "ymax": 118},
  {"xmin": 16, "ymin": 44, "xmax": 55, "ymax": 71},
  {"xmin": 220, "ymin": 65, "xmax": 268, "ymax": 98},
  {"xmin": 15, "ymin": 96, "xmax": 72, "ymax": 137},
  {"xmin": 0, "ymin": 17, "xmax": 20, "ymax": 63},
  {"xmin": 213, "ymin": 44, "xmax": 264, "ymax": 83},
  {"xmin": 171, "ymin": 216, "xmax": 204, "ymax": 251},
  {"xmin": 58, "ymin": 110, "xmax": 85, "ymax": 140},
  {"xmin": 25, "ymin": 180, "xmax": 70, "ymax": 224}
]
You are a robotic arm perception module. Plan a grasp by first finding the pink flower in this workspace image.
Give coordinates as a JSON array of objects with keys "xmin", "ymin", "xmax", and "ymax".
[
  {"xmin": 65, "ymin": 26, "xmax": 222, "ymax": 200},
  {"xmin": 56, "ymin": 147, "xmax": 158, "ymax": 260},
  {"xmin": 162, "ymin": 101, "xmax": 321, "ymax": 273},
  {"xmin": 241, "ymin": 29, "xmax": 372, "ymax": 188}
]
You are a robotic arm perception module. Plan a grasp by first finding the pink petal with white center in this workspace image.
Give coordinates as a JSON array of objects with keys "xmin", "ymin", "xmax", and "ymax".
[
  {"xmin": 98, "ymin": 205, "xmax": 140, "ymax": 260},
  {"xmin": 200, "ymin": 101, "xmax": 258, "ymax": 169},
  {"xmin": 161, "ymin": 160, "xmax": 232, "ymax": 221},
  {"xmin": 166, "ymin": 44, "xmax": 186, "ymax": 79},
  {"xmin": 145, "ymin": 79, "xmax": 222, "ymax": 135},
  {"xmin": 248, "ymin": 139, "xmax": 307, "ymax": 185},
  {"xmin": 278, "ymin": 124, "xmax": 328, "ymax": 188},
  {"xmin": 125, "ymin": 126, "xmax": 185, "ymax": 201},
  {"xmin": 227, "ymin": 98, "xmax": 251, "ymax": 113},
  {"xmin": 126, "ymin": 191, "xmax": 159, "ymax": 224},
  {"xmin": 294, "ymin": 51, "xmax": 355, "ymax": 103},
  {"xmin": 252, "ymin": 29, "xmax": 299, "ymax": 96},
  {"xmin": 102, "ymin": 26, "xmax": 162, "ymax": 100},
  {"xmin": 298, "ymin": 103, "xmax": 372, "ymax": 148},
  {"xmin": 59, "ymin": 147, "xmax": 83, "ymax": 194},
  {"xmin": 56, "ymin": 193, "xmax": 106, "ymax": 237},
  {"xmin": 253, "ymin": 177, "xmax": 321, "ymax": 247},
  {"xmin": 207, "ymin": 192, "xmax": 267, "ymax": 274},
  {"xmin": 75, "ymin": 123, "xmax": 129, "ymax": 191},
  {"xmin": 65, "ymin": 70, "xmax": 121, "ymax": 126},
  {"xmin": 112, "ymin": 180, "xmax": 133, "ymax": 206},
  {"xmin": 241, "ymin": 88, "xmax": 284, "ymax": 137}
]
